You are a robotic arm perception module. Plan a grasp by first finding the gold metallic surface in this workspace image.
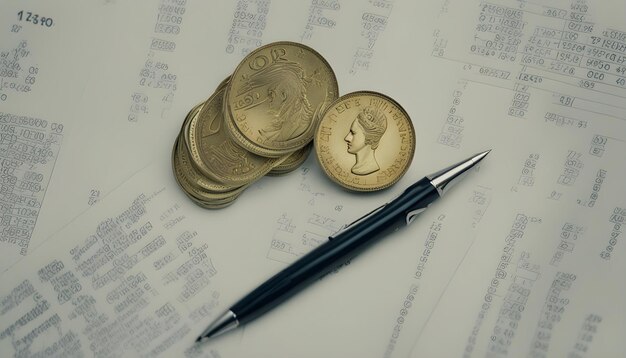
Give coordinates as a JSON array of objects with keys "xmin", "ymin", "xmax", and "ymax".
[
  {"xmin": 172, "ymin": 44, "xmax": 340, "ymax": 208},
  {"xmin": 181, "ymin": 102, "xmax": 204, "ymax": 156},
  {"xmin": 191, "ymin": 85, "xmax": 282, "ymax": 186},
  {"xmin": 172, "ymin": 151, "xmax": 242, "ymax": 209},
  {"xmin": 185, "ymin": 192, "xmax": 240, "ymax": 209},
  {"xmin": 268, "ymin": 142, "xmax": 312, "ymax": 176},
  {"xmin": 173, "ymin": 138, "xmax": 246, "ymax": 200},
  {"xmin": 314, "ymin": 91, "xmax": 415, "ymax": 192},
  {"xmin": 225, "ymin": 41, "xmax": 338, "ymax": 157}
]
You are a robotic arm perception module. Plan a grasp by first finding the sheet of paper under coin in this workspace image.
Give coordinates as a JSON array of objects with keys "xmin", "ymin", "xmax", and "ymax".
[{"xmin": 314, "ymin": 91, "xmax": 416, "ymax": 192}]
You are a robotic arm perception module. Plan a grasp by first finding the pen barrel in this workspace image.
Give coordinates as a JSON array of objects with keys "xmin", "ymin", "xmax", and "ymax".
[{"xmin": 231, "ymin": 178, "xmax": 438, "ymax": 324}]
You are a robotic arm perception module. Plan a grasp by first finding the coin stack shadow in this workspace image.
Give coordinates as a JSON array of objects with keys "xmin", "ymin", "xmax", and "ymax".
[{"xmin": 171, "ymin": 41, "xmax": 338, "ymax": 208}]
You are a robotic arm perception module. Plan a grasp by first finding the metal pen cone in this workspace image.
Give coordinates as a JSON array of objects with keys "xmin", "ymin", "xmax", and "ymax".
[
  {"xmin": 196, "ymin": 310, "xmax": 238, "ymax": 343},
  {"xmin": 427, "ymin": 150, "xmax": 491, "ymax": 196}
]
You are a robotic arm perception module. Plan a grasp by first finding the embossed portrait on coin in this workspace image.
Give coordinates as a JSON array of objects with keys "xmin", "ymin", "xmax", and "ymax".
[
  {"xmin": 243, "ymin": 61, "xmax": 313, "ymax": 142},
  {"xmin": 344, "ymin": 106, "xmax": 387, "ymax": 175}
]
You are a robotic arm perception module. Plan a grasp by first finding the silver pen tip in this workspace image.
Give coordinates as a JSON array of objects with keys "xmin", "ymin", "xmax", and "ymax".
[
  {"xmin": 427, "ymin": 150, "xmax": 490, "ymax": 196},
  {"xmin": 196, "ymin": 310, "xmax": 239, "ymax": 343},
  {"xmin": 473, "ymin": 149, "xmax": 491, "ymax": 162}
]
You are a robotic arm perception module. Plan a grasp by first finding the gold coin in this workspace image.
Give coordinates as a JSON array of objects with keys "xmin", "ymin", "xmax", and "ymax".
[
  {"xmin": 173, "ymin": 149, "xmax": 244, "ymax": 208},
  {"xmin": 173, "ymin": 149, "xmax": 242, "ymax": 209},
  {"xmin": 174, "ymin": 137, "xmax": 246, "ymax": 197},
  {"xmin": 186, "ymin": 192, "xmax": 241, "ymax": 209},
  {"xmin": 225, "ymin": 41, "xmax": 338, "ymax": 157},
  {"xmin": 182, "ymin": 75, "xmax": 228, "ymax": 157},
  {"xmin": 190, "ymin": 84, "xmax": 283, "ymax": 186},
  {"xmin": 314, "ymin": 91, "xmax": 416, "ymax": 192},
  {"xmin": 268, "ymin": 142, "xmax": 313, "ymax": 176},
  {"xmin": 182, "ymin": 101, "xmax": 204, "ymax": 157}
]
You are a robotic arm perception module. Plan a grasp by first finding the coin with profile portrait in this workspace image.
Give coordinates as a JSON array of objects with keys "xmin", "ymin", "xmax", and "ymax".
[
  {"xmin": 314, "ymin": 91, "xmax": 415, "ymax": 192},
  {"xmin": 225, "ymin": 41, "xmax": 338, "ymax": 157}
]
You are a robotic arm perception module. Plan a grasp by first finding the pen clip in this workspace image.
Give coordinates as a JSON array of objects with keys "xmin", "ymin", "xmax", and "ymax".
[
  {"xmin": 329, "ymin": 203, "xmax": 387, "ymax": 240},
  {"xmin": 406, "ymin": 208, "xmax": 426, "ymax": 225}
]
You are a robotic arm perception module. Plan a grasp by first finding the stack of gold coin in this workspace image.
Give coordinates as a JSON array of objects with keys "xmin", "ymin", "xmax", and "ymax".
[{"xmin": 172, "ymin": 42, "xmax": 338, "ymax": 208}]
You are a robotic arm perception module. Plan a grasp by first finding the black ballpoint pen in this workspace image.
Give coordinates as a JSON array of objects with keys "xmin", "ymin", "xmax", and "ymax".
[{"xmin": 196, "ymin": 150, "xmax": 490, "ymax": 342}]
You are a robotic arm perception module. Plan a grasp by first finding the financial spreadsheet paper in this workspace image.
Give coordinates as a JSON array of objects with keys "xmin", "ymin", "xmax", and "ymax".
[{"xmin": 0, "ymin": 1, "xmax": 624, "ymax": 357}]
